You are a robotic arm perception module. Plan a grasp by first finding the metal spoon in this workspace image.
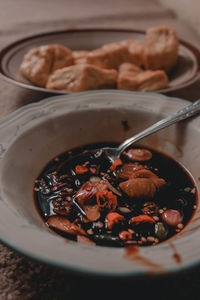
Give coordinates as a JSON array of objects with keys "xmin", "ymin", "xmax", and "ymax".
[
  {"xmin": 73, "ymin": 99, "xmax": 200, "ymax": 216},
  {"xmin": 102, "ymin": 99, "xmax": 200, "ymax": 163}
]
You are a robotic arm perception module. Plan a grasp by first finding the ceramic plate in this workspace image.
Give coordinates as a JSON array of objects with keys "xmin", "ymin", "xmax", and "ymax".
[
  {"xmin": 0, "ymin": 29, "xmax": 200, "ymax": 94},
  {"xmin": 0, "ymin": 90, "xmax": 200, "ymax": 277}
]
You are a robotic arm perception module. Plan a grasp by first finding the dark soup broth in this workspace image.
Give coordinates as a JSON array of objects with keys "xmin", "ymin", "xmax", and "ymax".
[{"xmin": 34, "ymin": 143, "xmax": 197, "ymax": 247}]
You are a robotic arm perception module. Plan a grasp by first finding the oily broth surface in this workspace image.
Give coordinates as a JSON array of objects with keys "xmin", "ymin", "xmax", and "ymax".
[{"xmin": 34, "ymin": 143, "xmax": 197, "ymax": 247}]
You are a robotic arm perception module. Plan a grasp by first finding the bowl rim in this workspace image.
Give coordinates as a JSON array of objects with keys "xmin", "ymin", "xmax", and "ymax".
[
  {"xmin": 0, "ymin": 89, "xmax": 190, "ymax": 126},
  {"xmin": 1, "ymin": 89, "xmax": 200, "ymax": 278}
]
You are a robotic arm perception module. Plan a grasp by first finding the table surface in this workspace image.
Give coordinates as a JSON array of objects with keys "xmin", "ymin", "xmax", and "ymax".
[{"xmin": 1, "ymin": 0, "xmax": 200, "ymax": 299}]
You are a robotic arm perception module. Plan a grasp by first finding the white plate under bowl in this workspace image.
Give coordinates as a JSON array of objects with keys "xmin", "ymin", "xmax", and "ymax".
[{"xmin": 0, "ymin": 90, "xmax": 200, "ymax": 277}]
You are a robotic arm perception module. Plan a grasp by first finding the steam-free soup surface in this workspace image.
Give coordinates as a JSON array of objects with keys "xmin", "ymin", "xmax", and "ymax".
[{"xmin": 34, "ymin": 143, "xmax": 197, "ymax": 247}]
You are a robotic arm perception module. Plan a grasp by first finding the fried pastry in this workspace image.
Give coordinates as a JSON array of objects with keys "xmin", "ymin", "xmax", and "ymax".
[
  {"xmin": 102, "ymin": 40, "xmax": 131, "ymax": 49},
  {"xmin": 46, "ymin": 64, "xmax": 117, "ymax": 92},
  {"xmin": 85, "ymin": 42, "xmax": 132, "ymax": 70},
  {"xmin": 128, "ymin": 40, "xmax": 145, "ymax": 67},
  {"xmin": 118, "ymin": 62, "xmax": 142, "ymax": 76},
  {"xmin": 19, "ymin": 45, "xmax": 53, "ymax": 87},
  {"xmin": 52, "ymin": 44, "xmax": 74, "ymax": 71},
  {"xmin": 72, "ymin": 50, "xmax": 89, "ymax": 65},
  {"xmin": 19, "ymin": 44, "xmax": 73, "ymax": 87},
  {"xmin": 118, "ymin": 62, "xmax": 168, "ymax": 91},
  {"xmin": 144, "ymin": 25, "xmax": 179, "ymax": 73},
  {"xmin": 102, "ymin": 40, "xmax": 145, "ymax": 67},
  {"xmin": 19, "ymin": 25, "xmax": 179, "ymax": 92}
]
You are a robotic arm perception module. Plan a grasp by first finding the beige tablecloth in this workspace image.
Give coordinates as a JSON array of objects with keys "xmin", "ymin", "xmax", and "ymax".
[{"xmin": 1, "ymin": 0, "xmax": 200, "ymax": 299}]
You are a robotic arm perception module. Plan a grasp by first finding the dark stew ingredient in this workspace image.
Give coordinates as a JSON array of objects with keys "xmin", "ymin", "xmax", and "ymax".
[{"xmin": 34, "ymin": 143, "xmax": 197, "ymax": 247}]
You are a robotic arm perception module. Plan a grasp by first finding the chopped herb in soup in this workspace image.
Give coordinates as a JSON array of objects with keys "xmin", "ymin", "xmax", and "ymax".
[{"xmin": 34, "ymin": 143, "xmax": 197, "ymax": 247}]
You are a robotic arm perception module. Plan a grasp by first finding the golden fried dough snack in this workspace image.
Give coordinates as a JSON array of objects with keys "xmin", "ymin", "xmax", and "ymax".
[
  {"xmin": 72, "ymin": 50, "xmax": 89, "ymax": 65},
  {"xmin": 20, "ymin": 44, "xmax": 73, "ymax": 87},
  {"xmin": 85, "ymin": 40, "xmax": 145, "ymax": 70},
  {"xmin": 85, "ymin": 42, "xmax": 132, "ymax": 70},
  {"xmin": 128, "ymin": 40, "xmax": 145, "ymax": 67},
  {"xmin": 20, "ymin": 45, "xmax": 53, "ymax": 87},
  {"xmin": 19, "ymin": 25, "xmax": 180, "ymax": 91},
  {"xmin": 118, "ymin": 62, "xmax": 142, "ymax": 75},
  {"xmin": 144, "ymin": 25, "xmax": 179, "ymax": 73},
  {"xmin": 46, "ymin": 64, "xmax": 117, "ymax": 92},
  {"xmin": 102, "ymin": 40, "xmax": 145, "ymax": 67},
  {"xmin": 52, "ymin": 44, "xmax": 74, "ymax": 71},
  {"xmin": 117, "ymin": 62, "xmax": 168, "ymax": 91}
]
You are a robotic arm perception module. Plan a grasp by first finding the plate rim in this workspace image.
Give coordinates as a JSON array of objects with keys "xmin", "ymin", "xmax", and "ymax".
[{"xmin": 0, "ymin": 28, "xmax": 200, "ymax": 94}]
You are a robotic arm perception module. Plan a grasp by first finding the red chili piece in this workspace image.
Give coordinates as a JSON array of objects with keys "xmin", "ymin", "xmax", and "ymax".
[
  {"xmin": 119, "ymin": 230, "xmax": 132, "ymax": 240},
  {"xmin": 130, "ymin": 214, "xmax": 155, "ymax": 225},
  {"xmin": 110, "ymin": 158, "xmax": 123, "ymax": 172},
  {"xmin": 75, "ymin": 165, "xmax": 88, "ymax": 174},
  {"xmin": 96, "ymin": 190, "xmax": 118, "ymax": 210},
  {"xmin": 106, "ymin": 212, "xmax": 125, "ymax": 229}
]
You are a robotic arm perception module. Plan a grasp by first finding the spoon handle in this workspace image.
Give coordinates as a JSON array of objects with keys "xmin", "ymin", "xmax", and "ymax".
[{"xmin": 117, "ymin": 99, "xmax": 200, "ymax": 155}]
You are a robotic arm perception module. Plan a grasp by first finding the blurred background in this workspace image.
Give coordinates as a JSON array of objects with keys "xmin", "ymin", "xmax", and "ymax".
[{"xmin": 0, "ymin": 1, "xmax": 200, "ymax": 299}]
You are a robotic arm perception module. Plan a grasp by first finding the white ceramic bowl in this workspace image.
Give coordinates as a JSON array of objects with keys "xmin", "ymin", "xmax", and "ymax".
[{"xmin": 0, "ymin": 90, "xmax": 200, "ymax": 277}]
